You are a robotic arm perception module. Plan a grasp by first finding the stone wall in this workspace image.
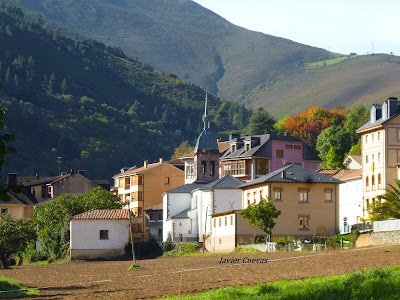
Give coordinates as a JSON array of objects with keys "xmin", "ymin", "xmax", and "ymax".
[{"xmin": 371, "ymin": 230, "xmax": 400, "ymax": 245}]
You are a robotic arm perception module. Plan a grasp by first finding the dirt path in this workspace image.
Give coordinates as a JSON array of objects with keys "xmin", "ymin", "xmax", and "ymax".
[{"xmin": 1, "ymin": 245, "xmax": 400, "ymax": 299}]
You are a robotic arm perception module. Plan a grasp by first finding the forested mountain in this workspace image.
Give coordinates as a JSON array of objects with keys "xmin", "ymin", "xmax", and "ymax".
[
  {"xmin": 0, "ymin": 6, "xmax": 250, "ymax": 180},
  {"xmin": 3, "ymin": 0, "xmax": 335, "ymax": 105}
]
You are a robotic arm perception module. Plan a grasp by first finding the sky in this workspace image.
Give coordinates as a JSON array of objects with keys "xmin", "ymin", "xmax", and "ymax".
[{"xmin": 193, "ymin": 0, "xmax": 399, "ymax": 55}]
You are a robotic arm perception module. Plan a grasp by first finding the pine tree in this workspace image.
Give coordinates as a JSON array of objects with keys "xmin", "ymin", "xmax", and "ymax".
[{"xmin": 61, "ymin": 78, "xmax": 68, "ymax": 95}]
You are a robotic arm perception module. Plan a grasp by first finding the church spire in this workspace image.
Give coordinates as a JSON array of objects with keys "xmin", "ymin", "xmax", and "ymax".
[{"xmin": 203, "ymin": 89, "xmax": 210, "ymax": 129}]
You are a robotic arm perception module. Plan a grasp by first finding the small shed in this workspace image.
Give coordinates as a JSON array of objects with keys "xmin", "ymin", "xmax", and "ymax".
[{"xmin": 70, "ymin": 209, "xmax": 131, "ymax": 259}]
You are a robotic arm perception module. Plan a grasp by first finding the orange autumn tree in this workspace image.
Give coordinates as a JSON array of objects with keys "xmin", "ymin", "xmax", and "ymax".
[{"xmin": 283, "ymin": 106, "xmax": 346, "ymax": 148}]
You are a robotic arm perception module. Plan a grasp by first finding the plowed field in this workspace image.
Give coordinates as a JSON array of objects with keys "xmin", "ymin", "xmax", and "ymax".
[{"xmin": 1, "ymin": 245, "xmax": 400, "ymax": 299}]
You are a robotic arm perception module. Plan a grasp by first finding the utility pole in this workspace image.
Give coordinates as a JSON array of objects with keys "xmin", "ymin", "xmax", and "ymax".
[
  {"xmin": 57, "ymin": 157, "xmax": 62, "ymax": 176},
  {"xmin": 127, "ymin": 200, "xmax": 136, "ymax": 264}
]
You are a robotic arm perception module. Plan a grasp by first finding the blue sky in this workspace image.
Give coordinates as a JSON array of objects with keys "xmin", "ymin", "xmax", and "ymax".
[{"xmin": 193, "ymin": 0, "xmax": 399, "ymax": 55}]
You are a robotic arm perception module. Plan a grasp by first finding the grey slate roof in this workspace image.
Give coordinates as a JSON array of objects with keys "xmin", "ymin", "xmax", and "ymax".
[
  {"xmin": 166, "ymin": 183, "xmax": 205, "ymax": 193},
  {"xmin": 220, "ymin": 134, "xmax": 321, "ymax": 162},
  {"xmin": 239, "ymin": 164, "xmax": 342, "ymax": 189},
  {"xmin": 199, "ymin": 175, "xmax": 244, "ymax": 189},
  {"xmin": 6, "ymin": 192, "xmax": 37, "ymax": 205},
  {"xmin": 195, "ymin": 128, "xmax": 219, "ymax": 150}
]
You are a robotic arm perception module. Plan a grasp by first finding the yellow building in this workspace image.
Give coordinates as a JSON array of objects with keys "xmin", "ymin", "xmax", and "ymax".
[
  {"xmin": 356, "ymin": 97, "xmax": 400, "ymax": 217},
  {"xmin": 206, "ymin": 165, "xmax": 341, "ymax": 252},
  {"xmin": 113, "ymin": 158, "xmax": 184, "ymax": 241},
  {"xmin": 0, "ymin": 192, "xmax": 35, "ymax": 219}
]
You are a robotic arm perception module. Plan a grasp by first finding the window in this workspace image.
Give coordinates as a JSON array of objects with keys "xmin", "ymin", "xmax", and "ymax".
[
  {"xmin": 1, "ymin": 208, "xmax": 9, "ymax": 214},
  {"xmin": 186, "ymin": 165, "xmax": 194, "ymax": 179},
  {"xmin": 299, "ymin": 216, "xmax": 309, "ymax": 229},
  {"xmin": 366, "ymin": 176, "xmax": 369, "ymax": 191},
  {"xmin": 158, "ymin": 213, "xmax": 163, "ymax": 221},
  {"xmin": 299, "ymin": 191, "xmax": 308, "ymax": 202},
  {"xmin": 221, "ymin": 160, "xmax": 246, "ymax": 176},
  {"xmin": 149, "ymin": 214, "xmax": 155, "ymax": 222},
  {"xmin": 259, "ymin": 190, "xmax": 263, "ymax": 201},
  {"xmin": 378, "ymin": 174, "xmax": 382, "ymax": 189},
  {"xmin": 378, "ymin": 132, "xmax": 381, "ymax": 141},
  {"xmin": 219, "ymin": 218, "xmax": 222, "ymax": 227},
  {"xmin": 274, "ymin": 191, "xmax": 281, "ymax": 200},
  {"xmin": 165, "ymin": 177, "xmax": 170, "ymax": 184},
  {"xmin": 253, "ymin": 192, "xmax": 257, "ymax": 204},
  {"xmin": 286, "ymin": 145, "xmax": 293, "ymax": 149},
  {"xmin": 325, "ymin": 189, "xmax": 332, "ymax": 201},
  {"xmin": 210, "ymin": 161, "xmax": 215, "ymax": 176},
  {"xmin": 99, "ymin": 230, "xmax": 109, "ymax": 240},
  {"xmin": 372, "ymin": 133, "xmax": 374, "ymax": 142},
  {"xmin": 365, "ymin": 155, "xmax": 369, "ymax": 164},
  {"xmin": 372, "ymin": 154, "xmax": 375, "ymax": 162},
  {"xmin": 119, "ymin": 178, "xmax": 124, "ymax": 187},
  {"xmin": 201, "ymin": 161, "xmax": 206, "ymax": 176},
  {"xmin": 378, "ymin": 152, "xmax": 381, "ymax": 162},
  {"xmin": 138, "ymin": 191, "xmax": 143, "ymax": 201},
  {"xmin": 247, "ymin": 193, "xmax": 251, "ymax": 206},
  {"xmin": 294, "ymin": 145, "xmax": 301, "ymax": 150},
  {"xmin": 138, "ymin": 176, "xmax": 143, "ymax": 185},
  {"xmin": 276, "ymin": 150, "xmax": 283, "ymax": 158},
  {"xmin": 225, "ymin": 217, "xmax": 227, "ymax": 226},
  {"xmin": 219, "ymin": 238, "xmax": 221, "ymax": 244},
  {"xmin": 213, "ymin": 219, "xmax": 216, "ymax": 228},
  {"xmin": 372, "ymin": 175, "xmax": 375, "ymax": 190},
  {"xmin": 365, "ymin": 135, "xmax": 368, "ymax": 144},
  {"xmin": 366, "ymin": 199, "xmax": 370, "ymax": 209},
  {"xmin": 230, "ymin": 215, "xmax": 233, "ymax": 225},
  {"xmin": 125, "ymin": 177, "xmax": 131, "ymax": 189},
  {"xmin": 256, "ymin": 159, "xmax": 269, "ymax": 175}
]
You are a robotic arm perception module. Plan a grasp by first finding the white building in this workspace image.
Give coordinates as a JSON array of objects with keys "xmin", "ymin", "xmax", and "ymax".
[
  {"xmin": 163, "ymin": 175, "xmax": 244, "ymax": 243},
  {"xmin": 70, "ymin": 209, "xmax": 131, "ymax": 259}
]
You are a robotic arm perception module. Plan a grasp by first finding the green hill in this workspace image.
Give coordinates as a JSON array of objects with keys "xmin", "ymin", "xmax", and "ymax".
[
  {"xmin": 4, "ymin": 0, "xmax": 335, "ymax": 105},
  {"xmin": 0, "ymin": 7, "xmax": 249, "ymax": 180},
  {"xmin": 245, "ymin": 54, "xmax": 400, "ymax": 118}
]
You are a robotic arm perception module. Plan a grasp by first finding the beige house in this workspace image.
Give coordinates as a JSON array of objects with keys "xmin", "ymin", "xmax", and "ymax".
[
  {"xmin": 356, "ymin": 97, "xmax": 400, "ymax": 217},
  {"xmin": 113, "ymin": 159, "xmax": 184, "ymax": 241},
  {"xmin": 70, "ymin": 209, "xmax": 131, "ymax": 259},
  {"xmin": 205, "ymin": 165, "xmax": 341, "ymax": 252}
]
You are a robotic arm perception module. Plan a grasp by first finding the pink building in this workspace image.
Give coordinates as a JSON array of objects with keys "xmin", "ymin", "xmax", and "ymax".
[{"xmin": 220, "ymin": 134, "xmax": 321, "ymax": 181}]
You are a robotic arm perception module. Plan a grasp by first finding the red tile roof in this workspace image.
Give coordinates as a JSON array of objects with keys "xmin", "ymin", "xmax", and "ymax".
[
  {"xmin": 116, "ymin": 162, "xmax": 162, "ymax": 177},
  {"xmin": 316, "ymin": 169, "xmax": 362, "ymax": 180},
  {"xmin": 70, "ymin": 209, "xmax": 131, "ymax": 220},
  {"xmin": 144, "ymin": 203, "xmax": 163, "ymax": 211}
]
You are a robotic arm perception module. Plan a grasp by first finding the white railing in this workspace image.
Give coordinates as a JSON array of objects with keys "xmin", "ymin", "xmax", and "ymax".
[{"xmin": 373, "ymin": 219, "xmax": 400, "ymax": 232}]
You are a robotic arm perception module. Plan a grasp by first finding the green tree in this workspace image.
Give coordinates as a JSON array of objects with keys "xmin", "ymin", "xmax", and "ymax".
[
  {"xmin": 347, "ymin": 139, "xmax": 361, "ymax": 156},
  {"xmin": 247, "ymin": 108, "xmax": 276, "ymax": 135},
  {"xmin": 170, "ymin": 140, "xmax": 193, "ymax": 160},
  {"xmin": 370, "ymin": 180, "xmax": 400, "ymax": 221},
  {"xmin": 34, "ymin": 187, "xmax": 122, "ymax": 258},
  {"xmin": 323, "ymin": 145, "xmax": 344, "ymax": 169},
  {"xmin": 240, "ymin": 197, "xmax": 281, "ymax": 242},
  {"xmin": 0, "ymin": 214, "xmax": 37, "ymax": 268},
  {"xmin": 316, "ymin": 125, "xmax": 352, "ymax": 162}
]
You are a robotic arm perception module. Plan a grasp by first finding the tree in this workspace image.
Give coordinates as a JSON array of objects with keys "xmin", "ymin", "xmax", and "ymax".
[
  {"xmin": 61, "ymin": 78, "xmax": 68, "ymax": 95},
  {"xmin": 247, "ymin": 108, "xmax": 276, "ymax": 135},
  {"xmin": 240, "ymin": 197, "xmax": 281, "ymax": 242},
  {"xmin": 34, "ymin": 187, "xmax": 122, "ymax": 258},
  {"xmin": 0, "ymin": 214, "xmax": 37, "ymax": 268},
  {"xmin": 323, "ymin": 145, "xmax": 344, "ymax": 169},
  {"xmin": 369, "ymin": 180, "xmax": 400, "ymax": 221},
  {"xmin": 170, "ymin": 141, "xmax": 193, "ymax": 160},
  {"xmin": 316, "ymin": 125, "xmax": 352, "ymax": 162}
]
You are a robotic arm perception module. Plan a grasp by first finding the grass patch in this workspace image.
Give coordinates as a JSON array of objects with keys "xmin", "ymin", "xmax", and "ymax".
[
  {"xmin": 0, "ymin": 277, "xmax": 39, "ymax": 298},
  {"xmin": 233, "ymin": 247, "xmax": 261, "ymax": 253},
  {"xmin": 163, "ymin": 265, "xmax": 400, "ymax": 299},
  {"xmin": 306, "ymin": 56, "xmax": 350, "ymax": 68},
  {"xmin": 163, "ymin": 244, "xmax": 201, "ymax": 257},
  {"xmin": 128, "ymin": 263, "xmax": 142, "ymax": 270}
]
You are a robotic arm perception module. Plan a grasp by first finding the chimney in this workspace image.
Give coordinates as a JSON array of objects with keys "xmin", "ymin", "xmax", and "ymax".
[
  {"xmin": 159, "ymin": 157, "xmax": 164, "ymax": 163},
  {"xmin": 7, "ymin": 173, "xmax": 17, "ymax": 187},
  {"xmin": 281, "ymin": 171, "xmax": 286, "ymax": 179},
  {"xmin": 144, "ymin": 160, "xmax": 148, "ymax": 168},
  {"xmin": 35, "ymin": 173, "xmax": 39, "ymax": 179},
  {"xmin": 70, "ymin": 169, "xmax": 75, "ymax": 175},
  {"xmin": 78, "ymin": 170, "xmax": 86, "ymax": 176}
]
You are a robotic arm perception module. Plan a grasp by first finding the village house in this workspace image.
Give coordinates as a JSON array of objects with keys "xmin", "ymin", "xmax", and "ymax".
[
  {"xmin": 219, "ymin": 133, "xmax": 321, "ymax": 182},
  {"xmin": 317, "ymin": 169, "xmax": 363, "ymax": 233},
  {"xmin": 356, "ymin": 97, "xmax": 400, "ymax": 218},
  {"xmin": 113, "ymin": 159, "xmax": 184, "ymax": 242},
  {"xmin": 343, "ymin": 155, "xmax": 362, "ymax": 169},
  {"xmin": 0, "ymin": 171, "xmax": 109, "ymax": 219},
  {"xmin": 205, "ymin": 165, "xmax": 342, "ymax": 253},
  {"xmin": 144, "ymin": 204, "xmax": 163, "ymax": 242},
  {"xmin": 69, "ymin": 209, "xmax": 131, "ymax": 259}
]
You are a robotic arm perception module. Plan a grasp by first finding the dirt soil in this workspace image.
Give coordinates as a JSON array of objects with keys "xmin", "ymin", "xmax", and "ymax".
[{"xmin": 1, "ymin": 245, "xmax": 400, "ymax": 299}]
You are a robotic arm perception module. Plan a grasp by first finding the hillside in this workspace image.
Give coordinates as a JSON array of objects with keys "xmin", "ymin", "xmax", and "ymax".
[
  {"xmin": 4, "ymin": 0, "xmax": 335, "ymax": 104},
  {"xmin": 246, "ymin": 54, "xmax": 400, "ymax": 118},
  {"xmin": 0, "ymin": 7, "xmax": 249, "ymax": 180}
]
